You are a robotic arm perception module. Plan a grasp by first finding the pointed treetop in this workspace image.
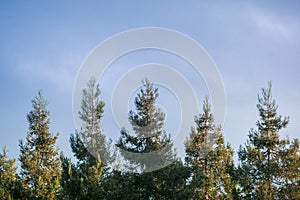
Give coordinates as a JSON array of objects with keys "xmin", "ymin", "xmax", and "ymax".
[
  {"xmin": 256, "ymin": 81, "xmax": 289, "ymax": 134},
  {"xmin": 203, "ymin": 96, "xmax": 211, "ymax": 115},
  {"xmin": 31, "ymin": 89, "xmax": 48, "ymax": 112}
]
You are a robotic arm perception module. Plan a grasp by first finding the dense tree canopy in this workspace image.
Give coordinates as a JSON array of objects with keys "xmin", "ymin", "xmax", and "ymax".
[{"xmin": 1, "ymin": 80, "xmax": 299, "ymax": 199}]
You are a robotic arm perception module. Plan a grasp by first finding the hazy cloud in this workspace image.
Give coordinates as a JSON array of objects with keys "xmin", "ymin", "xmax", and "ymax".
[
  {"xmin": 16, "ymin": 54, "xmax": 81, "ymax": 92},
  {"xmin": 248, "ymin": 7, "xmax": 298, "ymax": 42}
]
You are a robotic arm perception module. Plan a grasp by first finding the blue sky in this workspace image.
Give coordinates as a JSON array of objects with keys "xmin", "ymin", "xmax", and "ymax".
[{"xmin": 0, "ymin": 1, "xmax": 299, "ymax": 162}]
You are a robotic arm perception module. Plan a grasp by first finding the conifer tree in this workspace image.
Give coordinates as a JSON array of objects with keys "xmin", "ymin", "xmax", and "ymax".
[
  {"xmin": 19, "ymin": 91, "xmax": 61, "ymax": 199},
  {"xmin": 117, "ymin": 79, "xmax": 174, "ymax": 172},
  {"xmin": 115, "ymin": 79, "xmax": 189, "ymax": 199},
  {"xmin": 0, "ymin": 147, "xmax": 19, "ymax": 200},
  {"xmin": 185, "ymin": 97, "xmax": 235, "ymax": 199},
  {"xmin": 238, "ymin": 82, "xmax": 299, "ymax": 199},
  {"xmin": 61, "ymin": 77, "xmax": 110, "ymax": 199},
  {"xmin": 279, "ymin": 138, "xmax": 300, "ymax": 199}
]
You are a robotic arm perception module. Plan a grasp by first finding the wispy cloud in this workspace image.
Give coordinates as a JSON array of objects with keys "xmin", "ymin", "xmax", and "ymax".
[
  {"xmin": 248, "ymin": 7, "xmax": 298, "ymax": 42},
  {"xmin": 15, "ymin": 53, "xmax": 81, "ymax": 92}
]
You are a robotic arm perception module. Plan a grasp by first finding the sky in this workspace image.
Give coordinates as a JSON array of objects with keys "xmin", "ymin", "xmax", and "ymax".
[{"xmin": 0, "ymin": 1, "xmax": 299, "ymax": 163}]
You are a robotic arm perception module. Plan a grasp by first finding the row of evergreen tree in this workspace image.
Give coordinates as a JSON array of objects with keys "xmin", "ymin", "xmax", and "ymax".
[{"xmin": 0, "ymin": 78, "xmax": 299, "ymax": 199}]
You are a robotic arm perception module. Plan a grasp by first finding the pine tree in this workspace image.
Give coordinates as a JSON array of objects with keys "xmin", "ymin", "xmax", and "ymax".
[
  {"xmin": 61, "ymin": 77, "xmax": 110, "ymax": 199},
  {"xmin": 145, "ymin": 160, "xmax": 191, "ymax": 199},
  {"xmin": 101, "ymin": 170, "xmax": 141, "ymax": 199},
  {"xmin": 115, "ymin": 79, "xmax": 189, "ymax": 199},
  {"xmin": 279, "ymin": 138, "xmax": 300, "ymax": 199},
  {"xmin": 19, "ymin": 91, "xmax": 61, "ymax": 200},
  {"xmin": 238, "ymin": 82, "xmax": 299, "ymax": 199},
  {"xmin": 185, "ymin": 97, "xmax": 235, "ymax": 199},
  {"xmin": 0, "ymin": 147, "xmax": 19, "ymax": 200},
  {"xmin": 117, "ymin": 79, "xmax": 174, "ymax": 172}
]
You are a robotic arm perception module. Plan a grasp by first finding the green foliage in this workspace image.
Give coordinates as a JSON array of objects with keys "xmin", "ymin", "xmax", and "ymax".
[
  {"xmin": 185, "ymin": 97, "xmax": 236, "ymax": 199},
  {"xmin": 117, "ymin": 79, "xmax": 174, "ymax": 172},
  {"xmin": 238, "ymin": 82, "xmax": 299, "ymax": 199},
  {"xmin": 115, "ymin": 79, "xmax": 190, "ymax": 199},
  {"xmin": 0, "ymin": 147, "xmax": 20, "ymax": 200},
  {"xmin": 145, "ymin": 160, "xmax": 191, "ymax": 200},
  {"xmin": 19, "ymin": 91, "xmax": 61, "ymax": 200},
  {"xmin": 61, "ymin": 77, "xmax": 110, "ymax": 199},
  {"xmin": 101, "ymin": 170, "xmax": 141, "ymax": 199},
  {"xmin": 1, "ymin": 79, "xmax": 299, "ymax": 199},
  {"xmin": 77, "ymin": 77, "xmax": 109, "ymax": 164},
  {"xmin": 279, "ymin": 138, "xmax": 300, "ymax": 199}
]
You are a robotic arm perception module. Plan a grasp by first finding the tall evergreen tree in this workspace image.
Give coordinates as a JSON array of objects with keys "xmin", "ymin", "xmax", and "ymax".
[
  {"xmin": 19, "ymin": 91, "xmax": 61, "ymax": 200},
  {"xmin": 115, "ymin": 79, "xmax": 189, "ymax": 199},
  {"xmin": 238, "ymin": 82, "xmax": 299, "ymax": 199},
  {"xmin": 185, "ymin": 97, "xmax": 236, "ymax": 199},
  {"xmin": 61, "ymin": 77, "xmax": 110, "ymax": 199},
  {"xmin": 0, "ymin": 147, "xmax": 19, "ymax": 200},
  {"xmin": 117, "ymin": 79, "xmax": 174, "ymax": 172}
]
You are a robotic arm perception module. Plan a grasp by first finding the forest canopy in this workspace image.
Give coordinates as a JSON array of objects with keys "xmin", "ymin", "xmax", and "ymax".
[{"xmin": 0, "ymin": 79, "xmax": 299, "ymax": 200}]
